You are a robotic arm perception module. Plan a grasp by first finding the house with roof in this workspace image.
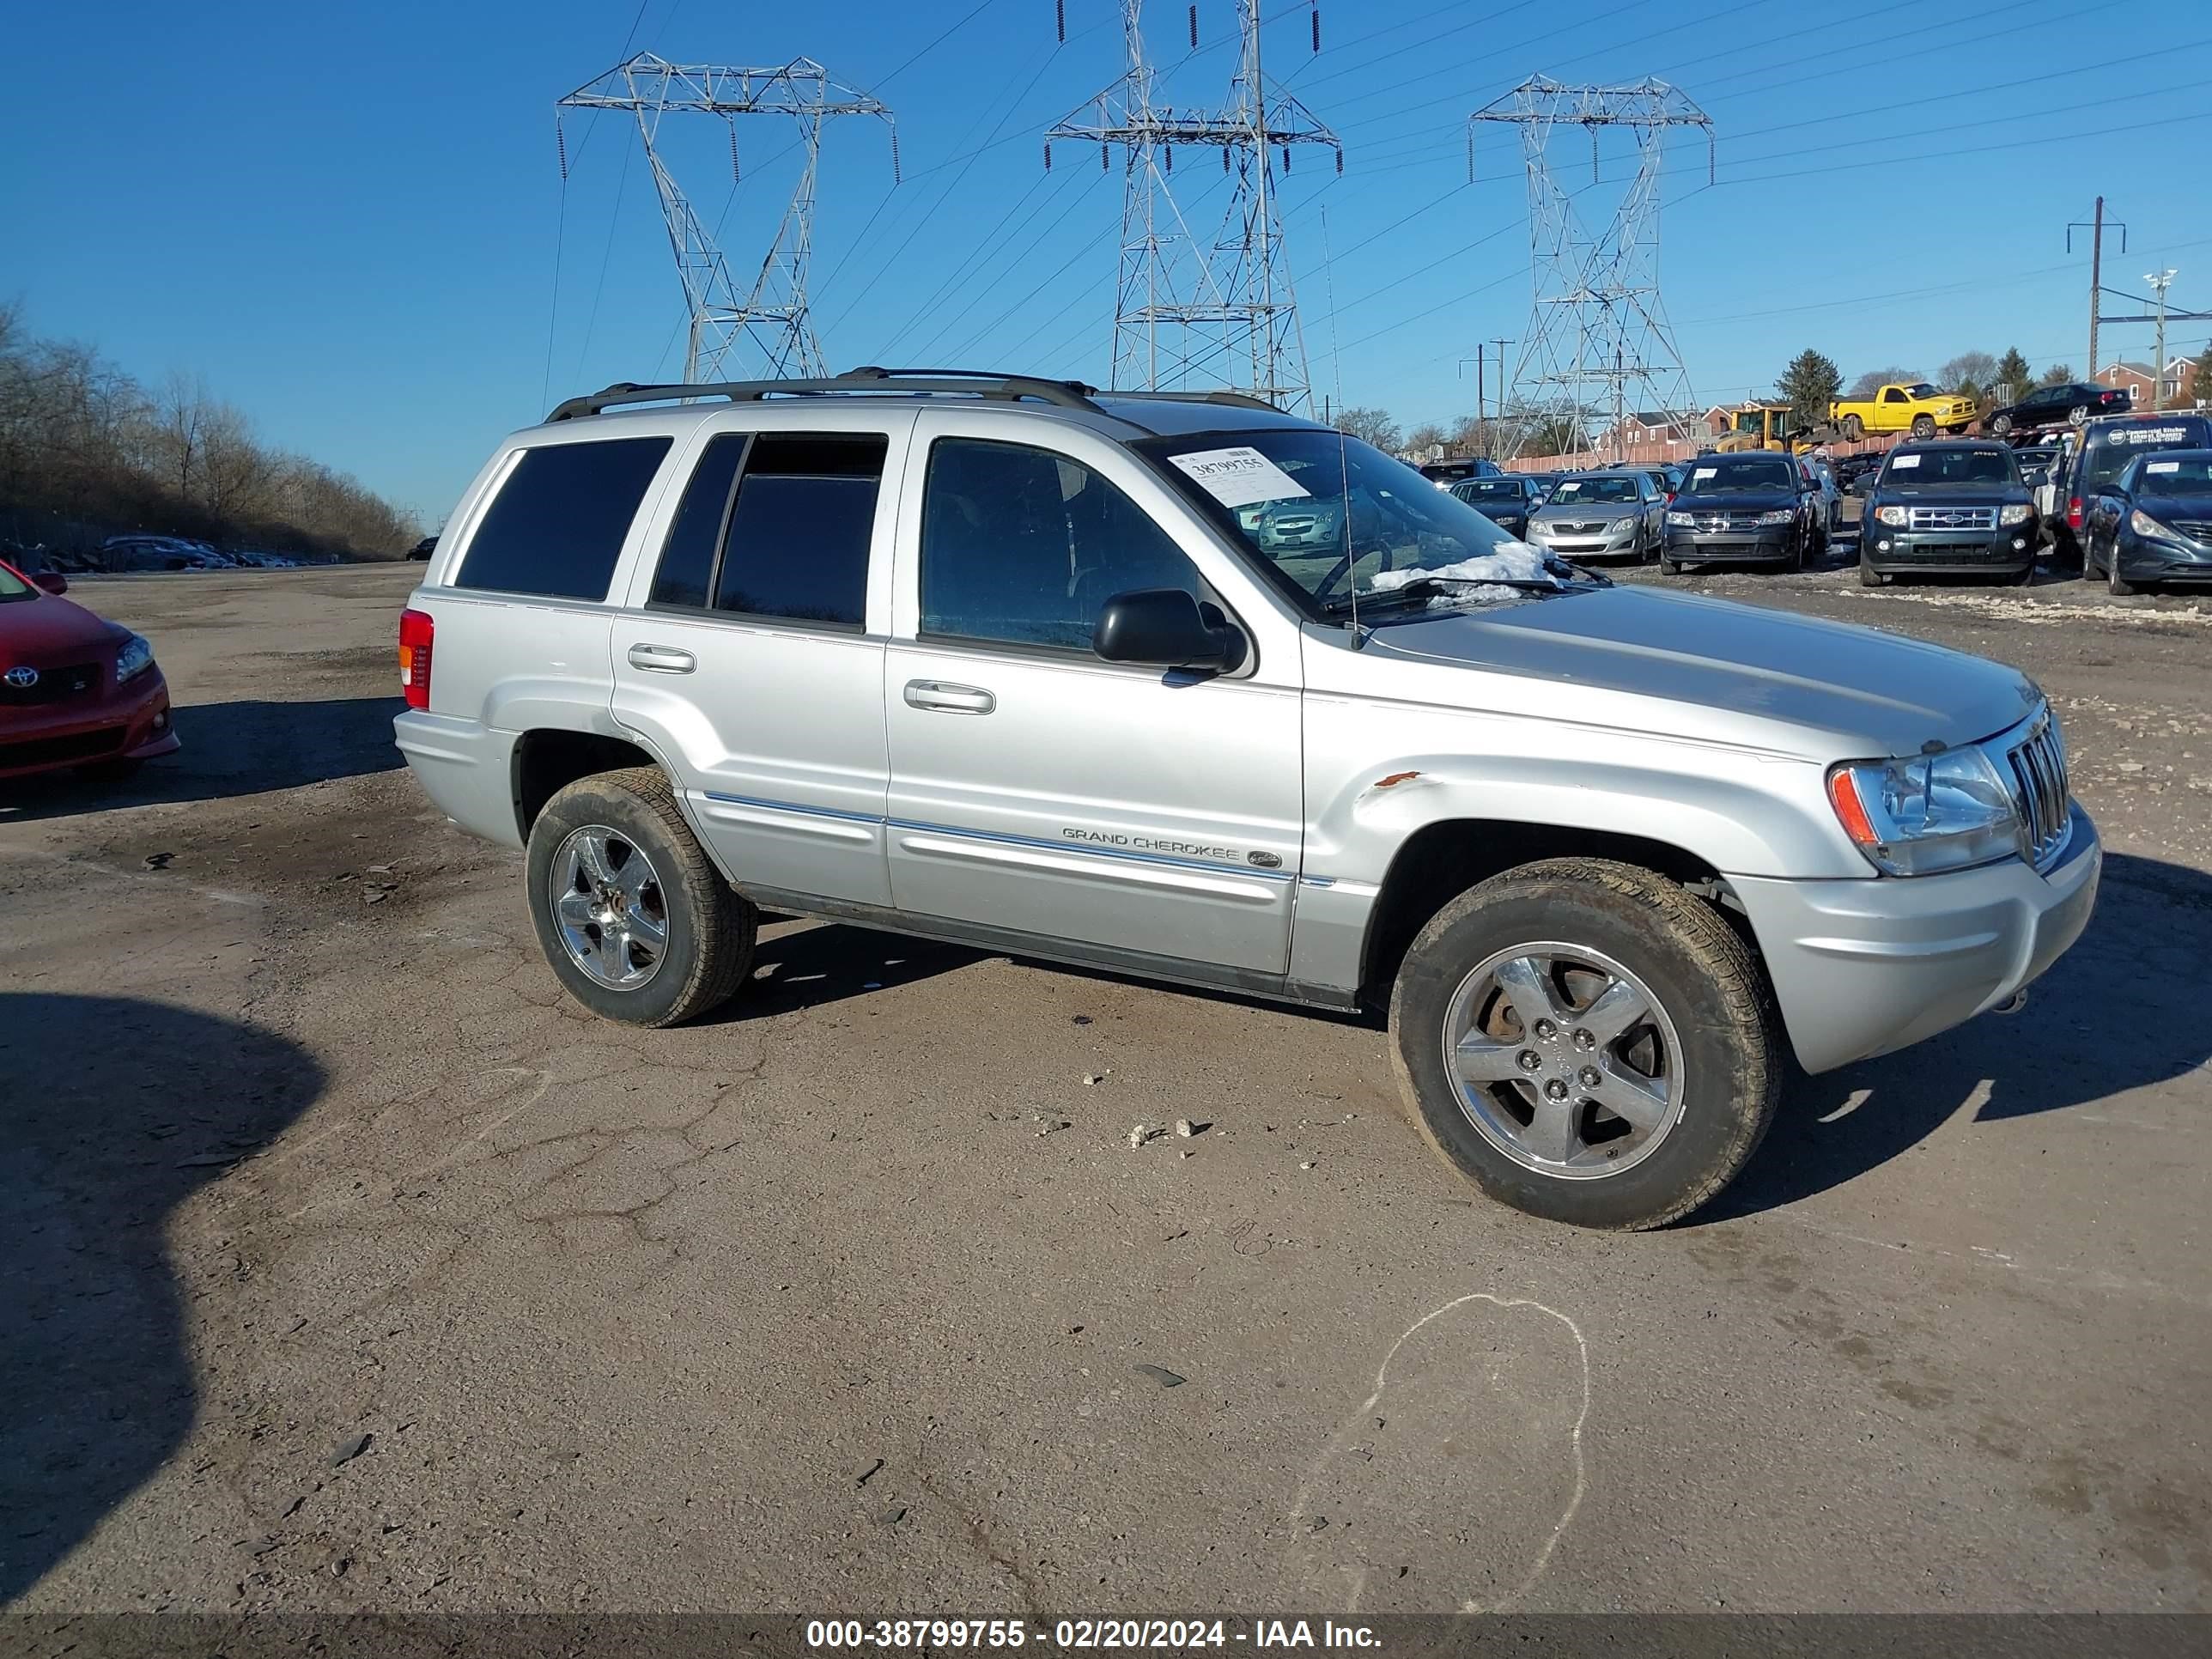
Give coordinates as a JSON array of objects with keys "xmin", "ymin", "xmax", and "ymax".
[{"xmin": 2096, "ymin": 361, "xmax": 2159, "ymax": 406}]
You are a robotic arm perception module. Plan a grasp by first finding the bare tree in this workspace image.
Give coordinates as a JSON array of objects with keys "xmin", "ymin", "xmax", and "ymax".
[
  {"xmin": 1333, "ymin": 406, "xmax": 1402, "ymax": 452},
  {"xmin": 1404, "ymin": 422, "xmax": 1448, "ymax": 459},
  {"xmin": 1844, "ymin": 366, "xmax": 1926, "ymax": 399},
  {"xmin": 1939, "ymin": 351, "xmax": 1997, "ymax": 398}
]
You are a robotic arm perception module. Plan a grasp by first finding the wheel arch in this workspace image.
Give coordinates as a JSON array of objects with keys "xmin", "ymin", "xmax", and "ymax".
[{"xmin": 512, "ymin": 726, "xmax": 667, "ymax": 842}]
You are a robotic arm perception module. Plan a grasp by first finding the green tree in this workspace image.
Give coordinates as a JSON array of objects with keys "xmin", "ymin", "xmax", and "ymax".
[
  {"xmin": 1334, "ymin": 406, "xmax": 1401, "ymax": 452},
  {"xmin": 2190, "ymin": 356, "xmax": 2212, "ymax": 407},
  {"xmin": 2039, "ymin": 363, "xmax": 2077, "ymax": 388},
  {"xmin": 1994, "ymin": 347, "xmax": 2033, "ymax": 403},
  {"xmin": 1776, "ymin": 348, "xmax": 1842, "ymax": 425}
]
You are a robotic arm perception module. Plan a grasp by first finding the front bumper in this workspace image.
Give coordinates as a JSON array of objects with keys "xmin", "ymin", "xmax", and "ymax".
[
  {"xmin": 1533, "ymin": 524, "xmax": 1641, "ymax": 558},
  {"xmin": 2115, "ymin": 530, "xmax": 2212, "ymax": 582},
  {"xmin": 1664, "ymin": 529, "xmax": 1793, "ymax": 563},
  {"xmin": 1729, "ymin": 803, "xmax": 2100, "ymax": 1074},
  {"xmin": 0, "ymin": 668, "xmax": 177, "ymax": 781},
  {"xmin": 1863, "ymin": 526, "xmax": 2037, "ymax": 574}
]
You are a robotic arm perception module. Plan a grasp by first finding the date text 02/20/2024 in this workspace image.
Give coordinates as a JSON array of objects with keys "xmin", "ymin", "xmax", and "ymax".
[{"xmin": 804, "ymin": 1620, "xmax": 1382, "ymax": 1650}]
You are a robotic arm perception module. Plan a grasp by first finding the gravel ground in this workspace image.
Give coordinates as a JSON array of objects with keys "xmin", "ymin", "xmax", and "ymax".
[{"xmin": 3, "ymin": 556, "xmax": 2208, "ymax": 1617}]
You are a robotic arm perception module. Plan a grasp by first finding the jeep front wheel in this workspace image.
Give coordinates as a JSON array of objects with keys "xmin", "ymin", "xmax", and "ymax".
[
  {"xmin": 1389, "ymin": 858, "xmax": 1778, "ymax": 1230},
  {"xmin": 526, "ymin": 767, "xmax": 757, "ymax": 1026}
]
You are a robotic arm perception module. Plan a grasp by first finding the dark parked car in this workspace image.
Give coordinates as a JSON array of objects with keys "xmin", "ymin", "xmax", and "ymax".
[
  {"xmin": 1447, "ymin": 474, "xmax": 1538, "ymax": 538},
  {"xmin": 2081, "ymin": 448, "xmax": 2212, "ymax": 595},
  {"xmin": 409, "ymin": 536, "xmax": 438, "ymax": 561},
  {"xmin": 1985, "ymin": 381, "xmax": 2130, "ymax": 437},
  {"xmin": 1417, "ymin": 456, "xmax": 1502, "ymax": 489},
  {"xmin": 2050, "ymin": 411, "xmax": 2212, "ymax": 567},
  {"xmin": 1661, "ymin": 453, "xmax": 1821, "ymax": 573},
  {"xmin": 1859, "ymin": 441, "xmax": 2038, "ymax": 586}
]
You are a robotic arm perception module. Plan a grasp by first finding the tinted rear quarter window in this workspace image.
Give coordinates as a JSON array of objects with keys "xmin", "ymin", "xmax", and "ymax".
[
  {"xmin": 2079, "ymin": 419, "xmax": 2212, "ymax": 492},
  {"xmin": 458, "ymin": 436, "xmax": 672, "ymax": 601},
  {"xmin": 714, "ymin": 434, "xmax": 885, "ymax": 628}
]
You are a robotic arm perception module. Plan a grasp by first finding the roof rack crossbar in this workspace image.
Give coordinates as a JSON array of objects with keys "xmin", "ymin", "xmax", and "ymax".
[
  {"xmin": 547, "ymin": 367, "xmax": 1107, "ymax": 422},
  {"xmin": 1095, "ymin": 388, "xmax": 1283, "ymax": 413}
]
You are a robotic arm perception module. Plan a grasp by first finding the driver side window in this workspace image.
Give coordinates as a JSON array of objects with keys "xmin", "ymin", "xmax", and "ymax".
[{"xmin": 919, "ymin": 437, "xmax": 1203, "ymax": 652}]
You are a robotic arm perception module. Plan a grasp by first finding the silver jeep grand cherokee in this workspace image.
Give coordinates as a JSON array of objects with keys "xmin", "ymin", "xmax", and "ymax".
[{"xmin": 394, "ymin": 368, "xmax": 2100, "ymax": 1230}]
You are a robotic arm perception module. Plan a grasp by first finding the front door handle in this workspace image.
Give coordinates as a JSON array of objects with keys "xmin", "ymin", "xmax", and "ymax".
[
  {"xmin": 628, "ymin": 643, "xmax": 696, "ymax": 674},
  {"xmin": 903, "ymin": 678, "xmax": 995, "ymax": 715}
]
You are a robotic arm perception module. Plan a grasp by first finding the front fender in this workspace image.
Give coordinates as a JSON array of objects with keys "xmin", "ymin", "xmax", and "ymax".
[{"xmin": 1304, "ymin": 748, "xmax": 1867, "ymax": 887}]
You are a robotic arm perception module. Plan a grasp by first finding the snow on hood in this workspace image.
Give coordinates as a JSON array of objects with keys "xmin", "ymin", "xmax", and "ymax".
[{"xmin": 1367, "ymin": 540, "xmax": 1559, "ymax": 606}]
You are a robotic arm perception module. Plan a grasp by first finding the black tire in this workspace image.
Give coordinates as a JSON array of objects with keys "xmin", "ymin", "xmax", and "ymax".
[
  {"xmin": 1660, "ymin": 556, "xmax": 1682, "ymax": 575},
  {"xmin": 1859, "ymin": 557, "xmax": 1885, "ymax": 586},
  {"xmin": 1911, "ymin": 414, "xmax": 1936, "ymax": 440},
  {"xmin": 2107, "ymin": 550, "xmax": 2136, "ymax": 598},
  {"xmin": 1842, "ymin": 414, "xmax": 1863, "ymax": 441},
  {"xmin": 2011, "ymin": 562, "xmax": 2036, "ymax": 586},
  {"xmin": 1389, "ymin": 859, "xmax": 1779, "ymax": 1230},
  {"xmin": 1990, "ymin": 413, "xmax": 2014, "ymax": 436},
  {"xmin": 525, "ymin": 766, "xmax": 757, "ymax": 1027},
  {"xmin": 2068, "ymin": 404, "xmax": 2088, "ymax": 427}
]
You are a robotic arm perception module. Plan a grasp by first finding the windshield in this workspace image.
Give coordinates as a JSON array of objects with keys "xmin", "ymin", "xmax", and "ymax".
[
  {"xmin": 1143, "ymin": 428, "xmax": 1567, "ymax": 614},
  {"xmin": 1882, "ymin": 448, "xmax": 2016, "ymax": 486},
  {"xmin": 1905, "ymin": 382, "xmax": 1941, "ymax": 398},
  {"xmin": 0, "ymin": 563, "xmax": 31, "ymax": 602},
  {"xmin": 2081, "ymin": 422, "xmax": 2212, "ymax": 492},
  {"xmin": 1683, "ymin": 458, "xmax": 1793, "ymax": 493},
  {"xmin": 1453, "ymin": 478, "xmax": 1528, "ymax": 502},
  {"xmin": 1547, "ymin": 477, "xmax": 1641, "ymax": 504},
  {"xmin": 2138, "ymin": 453, "xmax": 2212, "ymax": 495}
]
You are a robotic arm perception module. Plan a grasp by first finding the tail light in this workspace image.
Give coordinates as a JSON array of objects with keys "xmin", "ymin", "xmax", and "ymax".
[
  {"xmin": 398, "ymin": 607, "xmax": 434, "ymax": 709},
  {"xmin": 2066, "ymin": 497, "xmax": 2084, "ymax": 531}
]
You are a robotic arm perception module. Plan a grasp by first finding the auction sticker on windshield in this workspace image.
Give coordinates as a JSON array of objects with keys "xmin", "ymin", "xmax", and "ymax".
[
  {"xmin": 1169, "ymin": 447, "xmax": 1310, "ymax": 508},
  {"xmin": 2149, "ymin": 460, "xmax": 2181, "ymax": 473},
  {"xmin": 1891, "ymin": 453, "xmax": 1922, "ymax": 468}
]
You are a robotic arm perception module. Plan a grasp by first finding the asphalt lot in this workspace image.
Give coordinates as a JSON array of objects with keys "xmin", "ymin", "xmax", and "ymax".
[{"xmin": 3, "ymin": 554, "xmax": 2209, "ymax": 1616}]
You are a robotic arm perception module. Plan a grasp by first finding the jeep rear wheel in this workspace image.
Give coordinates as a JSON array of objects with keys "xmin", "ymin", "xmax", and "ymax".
[
  {"xmin": 526, "ymin": 767, "xmax": 757, "ymax": 1027},
  {"xmin": 1389, "ymin": 859, "xmax": 1778, "ymax": 1230}
]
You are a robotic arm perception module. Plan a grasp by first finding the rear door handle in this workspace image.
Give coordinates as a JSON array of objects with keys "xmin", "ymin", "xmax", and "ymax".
[
  {"xmin": 903, "ymin": 678, "xmax": 995, "ymax": 715},
  {"xmin": 628, "ymin": 643, "xmax": 696, "ymax": 674}
]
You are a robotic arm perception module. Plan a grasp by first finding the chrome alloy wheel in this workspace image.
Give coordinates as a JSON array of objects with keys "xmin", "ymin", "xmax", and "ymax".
[
  {"xmin": 549, "ymin": 825, "xmax": 670, "ymax": 991},
  {"xmin": 1441, "ymin": 941, "xmax": 1686, "ymax": 1179}
]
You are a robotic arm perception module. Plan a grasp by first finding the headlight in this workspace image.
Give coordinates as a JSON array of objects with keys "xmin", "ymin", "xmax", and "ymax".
[
  {"xmin": 114, "ymin": 632, "xmax": 155, "ymax": 684},
  {"xmin": 1526, "ymin": 519, "xmax": 1552, "ymax": 536},
  {"xmin": 2130, "ymin": 508, "xmax": 2169, "ymax": 538},
  {"xmin": 1607, "ymin": 518, "xmax": 1635, "ymax": 535},
  {"xmin": 1755, "ymin": 508, "xmax": 1796, "ymax": 526},
  {"xmin": 1873, "ymin": 505, "xmax": 1908, "ymax": 526},
  {"xmin": 1999, "ymin": 504, "xmax": 2033, "ymax": 526},
  {"xmin": 1665, "ymin": 510, "xmax": 1693, "ymax": 527},
  {"xmin": 1826, "ymin": 746, "xmax": 2021, "ymax": 876}
]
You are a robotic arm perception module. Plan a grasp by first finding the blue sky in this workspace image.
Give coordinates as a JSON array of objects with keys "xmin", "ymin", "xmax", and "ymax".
[{"xmin": 6, "ymin": 0, "xmax": 2209, "ymax": 525}]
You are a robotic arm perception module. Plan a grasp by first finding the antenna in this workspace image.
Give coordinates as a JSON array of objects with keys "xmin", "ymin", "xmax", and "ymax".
[
  {"xmin": 559, "ymin": 53, "xmax": 896, "ymax": 382},
  {"xmin": 1470, "ymin": 76, "xmax": 1710, "ymax": 464},
  {"xmin": 1046, "ymin": 1, "xmax": 1341, "ymax": 411}
]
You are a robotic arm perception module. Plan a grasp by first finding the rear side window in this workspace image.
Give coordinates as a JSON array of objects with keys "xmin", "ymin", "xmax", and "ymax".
[
  {"xmin": 646, "ymin": 432, "xmax": 885, "ymax": 627},
  {"xmin": 2078, "ymin": 419, "xmax": 2212, "ymax": 493},
  {"xmin": 457, "ymin": 436, "xmax": 672, "ymax": 601}
]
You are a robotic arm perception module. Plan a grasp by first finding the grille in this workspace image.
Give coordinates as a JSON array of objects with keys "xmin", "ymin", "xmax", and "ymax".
[
  {"xmin": 1694, "ymin": 513, "xmax": 1743, "ymax": 532},
  {"xmin": 1907, "ymin": 506, "xmax": 1997, "ymax": 532},
  {"xmin": 2170, "ymin": 519, "xmax": 2212, "ymax": 549},
  {"xmin": 1550, "ymin": 520, "xmax": 1607, "ymax": 535},
  {"xmin": 2004, "ymin": 713, "xmax": 2071, "ymax": 869},
  {"xmin": 0, "ymin": 726, "xmax": 126, "ymax": 771},
  {"xmin": 0, "ymin": 662, "xmax": 100, "ymax": 706}
]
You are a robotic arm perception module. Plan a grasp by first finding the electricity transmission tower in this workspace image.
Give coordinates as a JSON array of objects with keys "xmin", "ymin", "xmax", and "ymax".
[
  {"xmin": 1470, "ymin": 76, "xmax": 1711, "ymax": 461},
  {"xmin": 558, "ymin": 53, "xmax": 896, "ymax": 382},
  {"xmin": 1046, "ymin": 1, "xmax": 1340, "ymax": 412}
]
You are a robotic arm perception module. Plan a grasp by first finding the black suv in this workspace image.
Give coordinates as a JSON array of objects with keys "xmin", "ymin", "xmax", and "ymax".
[
  {"xmin": 1661, "ymin": 452, "xmax": 1820, "ymax": 573},
  {"xmin": 1985, "ymin": 381, "xmax": 2130, "ymax": 437},
  {"xmin": 1859, "ymin": 441, "xmax": 2037, "ymax": 586},
  {"xmin": 2050, "ymin": 411, "xmax": 2212, "ymax": 568}
]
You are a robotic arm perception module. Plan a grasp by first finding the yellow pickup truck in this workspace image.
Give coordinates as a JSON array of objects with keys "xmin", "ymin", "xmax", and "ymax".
[{"xmin": 1827, "ymin": 381, "xmax": 1979, "ymax": 441}]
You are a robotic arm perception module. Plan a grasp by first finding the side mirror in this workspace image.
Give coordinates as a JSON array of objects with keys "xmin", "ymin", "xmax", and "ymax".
[
  {"xmin": 1093, "ymin": 588, "xmax": 1243, "ymax": 672},
  {"xmin": 32, "ymin": 572, "xmax": 67, "ymax": 595}
]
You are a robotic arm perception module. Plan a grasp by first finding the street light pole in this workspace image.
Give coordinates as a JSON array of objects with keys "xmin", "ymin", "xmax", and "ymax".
[{"xmin": 2147, "ymin": 268, "xmax": 2177, "ymax": 408}]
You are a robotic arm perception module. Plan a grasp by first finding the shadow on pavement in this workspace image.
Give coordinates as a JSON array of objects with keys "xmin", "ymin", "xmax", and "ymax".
[
  {"xmin": 1706, "ymin": 850, "xmax": 2209, "ymax": 1220},
  {"xmin": 0, "ymin": 696, "xmax": 404, "ymax": 823},
  {"xmin": 0, "ymin": 995, "xmax": 326, "ymax": 1604},
  {"xmin": 702, "ymin": 921, "xmax": 981, "ymax": 1024}
]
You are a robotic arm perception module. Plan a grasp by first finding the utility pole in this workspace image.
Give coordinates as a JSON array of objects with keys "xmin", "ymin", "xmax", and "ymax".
[
  {"xmin": 2147, "ymin": 268, "xmax": 2177, "ymax": 408},
  {"xmin": 559, "ymin": 54, "xmax": 896, "ymax": 382},
  {"xmin": 2068, "ymin": 198, "xmax": 2127, "ymax": 380},
  {"xmin": 1048, "ymin": 1, "xmax": 1341, "ymax": 411}
]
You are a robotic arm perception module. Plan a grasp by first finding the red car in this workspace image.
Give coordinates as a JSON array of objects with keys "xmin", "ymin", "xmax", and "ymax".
[{"xmin": 0, "ymin": 562, "xmax": 179, "ymax": 781}]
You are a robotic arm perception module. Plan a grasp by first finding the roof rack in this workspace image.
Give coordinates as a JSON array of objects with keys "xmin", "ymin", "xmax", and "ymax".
[
  {"xmin": 546, "ymin": 367, "xmax": 1102, "ymax": 422},
  {"xmin": 544, "ymin": 367, "xmax": 1291, "ymax": 423}
]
